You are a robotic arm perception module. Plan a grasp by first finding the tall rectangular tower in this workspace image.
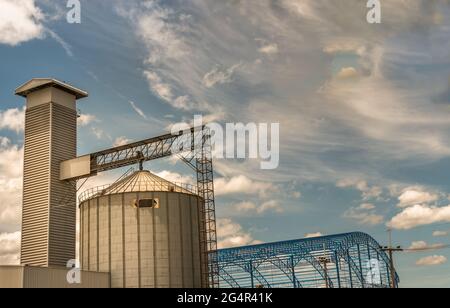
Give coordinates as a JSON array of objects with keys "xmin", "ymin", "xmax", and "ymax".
[{"xmin": 16, "ymin": 79, "xmax": 88, "ymax": 267}]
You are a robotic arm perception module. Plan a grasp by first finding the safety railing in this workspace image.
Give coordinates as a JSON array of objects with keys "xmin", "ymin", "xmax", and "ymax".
[{"xmin": 78, "ymin": 181, "xmax": 198, "ymax": 204}]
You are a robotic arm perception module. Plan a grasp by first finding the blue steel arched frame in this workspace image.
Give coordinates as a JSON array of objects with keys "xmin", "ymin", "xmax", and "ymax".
[{"xmin": 216, "ymin": 232, "xmax": 399, "ymax": 288}]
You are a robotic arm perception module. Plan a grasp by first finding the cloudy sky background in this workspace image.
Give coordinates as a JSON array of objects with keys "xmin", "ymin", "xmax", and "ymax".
[{"xmin": 1, "ymin": 0, "xmax": 450, "ymax": 287}]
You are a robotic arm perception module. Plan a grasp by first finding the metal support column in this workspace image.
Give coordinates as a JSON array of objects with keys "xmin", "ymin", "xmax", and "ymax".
[
  {"xmin": 347, "ymin": 250, "xmax": 353, "ymax": 288},
  {"xmin": 334, "ymin": 252, "xmax": 341, "ymax": 289},
  {"xmin": 196, "ymin": 127, "xmax": 219, "ymax": 288},
  {"xmin": 357, "ymin": 244, "xmax": 364, "ymax": 288},
  {"xmin": 250, "ymin": 260, "xmax": 255, "ymax": 288},
  {"xmin": 290, "ymin": 255, "xmax": 297, "ymax": 288}
]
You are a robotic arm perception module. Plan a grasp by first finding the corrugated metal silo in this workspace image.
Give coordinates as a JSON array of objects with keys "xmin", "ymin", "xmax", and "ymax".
[{"xmin": 79, "ymin": 170, "xmax": 208, "ymax": 288}]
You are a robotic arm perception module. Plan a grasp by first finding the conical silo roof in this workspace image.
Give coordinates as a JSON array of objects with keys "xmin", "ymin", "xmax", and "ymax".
[
  {"xmin": 79, "ymin": 170, "xmax": 198, "ymax": 203},
  {"xmin": 102, "ymin": 170, "xmax": 196, "ymax": 195}
]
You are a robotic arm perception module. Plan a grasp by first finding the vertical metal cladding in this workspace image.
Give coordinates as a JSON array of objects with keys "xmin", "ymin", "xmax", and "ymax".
[
  {"xmin": 21, "ymin": 102, "xmax": 76, "ymax": 267},
  {"xmin": 21, "ymin": 104, "xmax": 51, "ymax": 267},
  {"xmin": 79, "ymin": 171, "xmax": 207, "ymax": 288},
  {"xmin": 18, "ymin": 79, "xmax": 87, "ymax": 268}
]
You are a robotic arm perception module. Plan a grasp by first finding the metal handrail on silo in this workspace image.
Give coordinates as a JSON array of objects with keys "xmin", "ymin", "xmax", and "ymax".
[{"xmin": 78, "ymin": 181, "xmax": 198, "ymax": 204}]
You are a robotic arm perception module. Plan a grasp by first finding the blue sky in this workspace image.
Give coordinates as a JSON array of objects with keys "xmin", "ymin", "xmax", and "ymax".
[{"xmin": 1, "ymin": 0, "xmax": 450, "ymax": 287}]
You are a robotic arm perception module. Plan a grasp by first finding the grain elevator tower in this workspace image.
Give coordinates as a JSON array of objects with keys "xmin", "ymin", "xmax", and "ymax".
[{"xmin": 15, "ymin": 79, "xmax": 88, "ymax": 267}]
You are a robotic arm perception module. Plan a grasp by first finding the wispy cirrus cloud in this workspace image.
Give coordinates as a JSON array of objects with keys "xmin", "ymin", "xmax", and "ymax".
[
  {"xmin": 115, "ymin": 0, "xmax": 450, "ymax": 188},
  {"xmin": 129, "ymin": 101, "xmax": 148, "ymax": 120},
  {"xmin": 203, "ymin": 63, "xmax": 242, "ymax": 88}
]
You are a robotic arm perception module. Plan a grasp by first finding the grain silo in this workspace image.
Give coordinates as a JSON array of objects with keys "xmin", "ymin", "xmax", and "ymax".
[{"xmin": 78, "ymin": 169, "xmax": 208, "ymax": 288}]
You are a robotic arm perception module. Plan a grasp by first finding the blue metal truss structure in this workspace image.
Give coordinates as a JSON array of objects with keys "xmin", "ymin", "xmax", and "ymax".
[{"xmin": 216, "ymin": 232, "xmax": 399, "ymax": 288}]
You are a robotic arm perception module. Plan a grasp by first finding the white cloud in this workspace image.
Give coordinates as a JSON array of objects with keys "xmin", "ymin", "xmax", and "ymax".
[
  {"xmin": 154, "ymin": 170, "xmax": 195, "ymax": 186},
  {"xmin": 143, "ymin": 71, "xmax": 174, "ymax": 103},
  {"xmin": 0, "ymin": 186, "xmax": 22, "ymax": 227},
  {"xmin": 142, "ymin": 71, "xmax": 196, "ymax": 110},
  {"xmin": 0, "ymin": 231, "xmax": 21, "ymax": 265},
  {"xmin": 0, "ymin": 107, "xmax": 25, "ymax": 133},
  {"xmin": 203, "ymin": 63, "xmax": 241, "ymax": 88},
  {"xmin": 0, "ymin": 139, "xmax": 23, "ymax": 232},
  {"xmin": 408, "ymin": 241, "xmax": 428, "ymax": 250},
  {"xmin": 257, "ymin": 200, "xmax": 283, "ymax": 214},
  {"xmin": 216, "ymin": 218, "xmax": 261, "ymax": 249},
  {"xmin": 128, "ymin": 2, "xmax": 190, "ymax": 64},
  {"xmin": 0, "ymin": 137, "xmax": 9, "ymax": 148},
  {"xmin": 322, "ymin": 44, "xmax": 450, "ymax": 160},
  {"xmin": 344, "ymin": 204, "xmax": 383, "ymax": 226},
  {"xmin": 0, "ymin": 0, "xmax": 44, "ymax": 46},
  {"xmin": 77, "ymin": 114, "xmax": 97, "ymax": 127},
  {"xmin": 116, "ymin": 0, "xmax": 450, "ymax": 187},
  {"xmin": 323, "ymin": 39, "xmax": 366, "ymax": 55},
  {"xmin": 172, "ymin": 96, "xmax": 193, "ymax": 110},
  {"xmin": 433, "ymin": 231, "xmax": 448, "ymax": 237},
  {"xmin": 408, "ymin": 241, "xmax": 445, "ymax": 251},
  {"xmin": 234, "ymin": 201, "xmax": 257, "ymax": 212},
  {"xmin": 258, "ymin": 42, "xmax": 279, "ymax": 55},
  {"xmin": 113, "ymin": 136, "xmax": 132, "ymax": 147},
  {"xmin": 336, "ymin": 67, "xmax": 358, "ymax": 79},
  {"xmin": 388, "ymin": 204, "xmax": 450, "ymax": 230},
  {"xmin": 416, "ymin": 255, "xmax": 447, "ymax": 266},
  {"xmin": 118, "ymin": 2, "xmax": 208, "ymax": 111},
  {"xmin": 0, "ymin": 138, "xmax": 23, "ymax": 179},
  {"xmin": 305, "ymin": 232, "xmax": 323, "ymax": 239},
  {"xmin": 129, "ymin": 101, "xmax": 148, "ymax": 120},
  {"xmin": 234, "ymin": 200, "xmax": 283, "ymax": 215},
  {"xmin": 91, "ymin": 127, "xmax": 110, "ymax": 140},
  {"xmin": 215, "ymin": 175, "xmax": 276, "ymax": 198},
  {"xmin": 397, "ymin": 188, "xmax": 439, "ymax": 208},
  {"xmin": 336, "ymin": 179, "xmax": 383, "ymax": 200},
  {"xmin": 359, "ymin": 203, "xmax": 376, "ymax": 210},
  {"xmin": 337, "ymin": 179, "xmax": 369, "ymax": 191},
  {"xmin": 47, "ymin": 29, "xmax": 73, "ymax": 57}
]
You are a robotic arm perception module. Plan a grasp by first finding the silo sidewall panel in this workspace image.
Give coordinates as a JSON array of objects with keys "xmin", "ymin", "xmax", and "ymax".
[
  {"xmin": 89, "ymin": 198, "xmax": 98, "ymax": 271},
  {"xmin": 180, "ymin": 194, "xmax": 194, "ymax": 288},
  {"xmin": 124, "ymin": 192, "xmax": 139, "ymax": 288},
  {"xmin": 191, "ymin": 197, "xmax": 202, "ymax": 287},
  {"xmin": 81, "ymin": 203, "xmax": 89, "ymax": 270},
  {"xmin": 168, "ymin": 192, "xmax": 182, "ymax": 288},
  {"xmin": 110, "ymin": 194, "xmax": 124, "ymax": 288},
  {"xmin": 154, "ymin": 192, "xmax": 170, "ymax": 288},
  {"xmin": 98, "ymin": 196, "xmax": 109, "ymax": 272},
  {"xmin": 139, "ymin": 191, "xmax": 155, "ymax": 288},
  {"xmin": 79, "ymin": 184, "xmax": 205, "ymax": 288}
]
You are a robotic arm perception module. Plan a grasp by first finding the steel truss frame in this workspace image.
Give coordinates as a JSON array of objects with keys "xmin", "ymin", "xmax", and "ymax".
[
  {"xmin": 216, "ymin": 232, "xmax": 399, "ymax": 288},
  {"xmin": 63, "ymin": 126, "xmax": 219, "ymax": 288}
]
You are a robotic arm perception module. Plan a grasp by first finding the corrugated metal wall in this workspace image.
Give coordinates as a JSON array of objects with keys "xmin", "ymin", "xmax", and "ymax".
[
  {"xmin": 21, "ymin": 102, "xmax": 77, "ymax": 267},
  {"xmin": 0, "ymin": 267, "xmax": 24, "ymax": 288},
  {"xmin": 21, "ymin": 104, "xmax": 51, "ymax": 266},
  {"xmin": 49, "ymin": 103, "xmax": 77, "ymax": 266},
  {"xmin": 23, "ymin": 267, "xmax": 109, "ymax": 288},
  {"xmin": 0, "ymin": 266, "xmax": 110, "ymax": 288},
  {"xmin": 80, "ymin": 191, "xmax": 206, "ymax": 288}
]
